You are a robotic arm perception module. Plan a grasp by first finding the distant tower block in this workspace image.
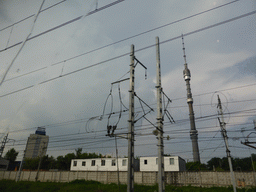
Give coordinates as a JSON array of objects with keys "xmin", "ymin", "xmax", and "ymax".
[
  {"xmin": 182, "ymin": 35, "xmax": 200, "ymax": 162},
  {"xmin": 24, "ymin": 127, "xmax": 49, "ymax": 159}
]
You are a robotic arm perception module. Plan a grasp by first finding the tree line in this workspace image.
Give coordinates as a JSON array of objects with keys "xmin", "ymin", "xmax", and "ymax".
[
  {"xmin": 186, "ymin": 155, "xmax": 256, "ymax": 171},
  {"xmin": 5, "ymin": 148, "xmax": 108, "ymax": 171},
  {"xmin": 4, "ymin": 148, "xmax": 256, "ymax": 171}
]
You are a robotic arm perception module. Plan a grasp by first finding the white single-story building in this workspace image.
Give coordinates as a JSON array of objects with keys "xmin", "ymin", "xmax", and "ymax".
[
  {"xmin": 140, "ymin": 156, "xmax": 186, "ymax": 171},
  {"xmin": 71, "ymin": 156, "xmax": 185, "ymax": 172},
  {"xmin": 70, "ymin": 158, "xmax": 139, "ymax": 172}
]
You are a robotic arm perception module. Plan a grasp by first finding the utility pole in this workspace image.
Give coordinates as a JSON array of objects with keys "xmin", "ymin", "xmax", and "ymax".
[
  {"xmin": 156, "ymin": 37, "xmax": 165, "ymax": 192},
  {"xmin": 127, "ymin": 44, "xmax": 135, "ymax": 192},
  {"xmin": 115, "ymin": 136, "xmax": 121, "ymax": 192},
  {"xmin": 182, "ymin": 35, "xmax": 200, "ymax": 162},
  {"xmin": 16, "ymin": 149, "xmax": 26, "ymax": 182},
  {"xmin": 217, "ymin": 95, "xmax": 236, "ymax": 192},
  {"xmin": 35, "ymin": 142, "xmax": 46, "ymax": 181}
]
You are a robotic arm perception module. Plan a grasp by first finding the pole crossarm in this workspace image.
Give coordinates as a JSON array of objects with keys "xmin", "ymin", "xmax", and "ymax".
[
  {"xmin": 134, "ymin": 57, "xmax": 147, "ymax": 79},
  {"xmin": 162, "ymin": 91, "xmax": 172, "ymax": 103},
  {"xmin": 134, "ymin": 92, "xmax": 154, "ymax": 112},
  {"xmin": 241, "ymin": 131, "xmax": 256, "ymax": 149},
  {"xmin": 134, "ymin": 57, "xmax": 147, "ymax": 70},
  {"xmin": 241, "ymin": 141, "xmax": 256, "ymax": 149},
  {"xmin": 162, "ymin": 90, "xmax": 175, "ymax": 124},
  {"xmin": 111, "ymin": 78, "xmax": 130, "ymax": 85}
]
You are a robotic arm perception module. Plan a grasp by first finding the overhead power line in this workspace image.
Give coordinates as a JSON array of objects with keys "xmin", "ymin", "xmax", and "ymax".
[
  {"xmin": 1, "ymin": 10, "xmax": 256, "ymax": 99},
  {"xmin": 4, "ymin": 105, "xmax": 256, "ymax": 136},
  {"xmin": 0, "ymin": 0, "xmax": 125, "ymax": 53},
  {"xmin": 3, "ymin": 0, "xmax": 241, "ymax": 83},
  {"xmin": 0, "ymin": 0, "xmax": 46, "ymax": 86},
  {"xmin": 0, "ymin": 0, "xmax": 67, "ymax": 32}
]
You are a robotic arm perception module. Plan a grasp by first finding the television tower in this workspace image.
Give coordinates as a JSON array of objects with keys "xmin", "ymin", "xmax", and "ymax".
[{"xmin": 182, "ymin": 35, "xmax": 200, "ymax": 162}]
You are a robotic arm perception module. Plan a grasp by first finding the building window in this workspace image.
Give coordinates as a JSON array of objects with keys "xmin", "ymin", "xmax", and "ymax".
[
  {"xmin": 112, "ymin": 159, "xmax": 116, "ymax": 166},
  {"xmin": 82, "ymin": 161, "xmax": 86, "ymax": 166},
  {"xmin": 156, "ymin": 158, "xmax": 158, "ymax": 165},
  {"xmin": 144, "ymin": 160, "xmax": 147, "ymax": 165},
  {"xmin": 91, "ymin": 160, "xmax": 95, "ymax": 166},
  {"xmin": 101, "ymin": 160, "xmax": 105, "ymax": 166},
  {"xmin": 122, "ymin": 159, "xmax": 127, "ymax": 166},
  {"xmin": 73, "ymin": 161, "xmax": 77, "ymax": 167},
  {"xmin": 169, "ymin": 158, "xmax": 174, "ymax": 165}
]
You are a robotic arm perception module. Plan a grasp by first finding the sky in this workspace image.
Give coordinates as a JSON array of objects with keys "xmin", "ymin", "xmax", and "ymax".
[{"xmin": 0, "ymin": 0, "xmax": 255, "ymax": 165}]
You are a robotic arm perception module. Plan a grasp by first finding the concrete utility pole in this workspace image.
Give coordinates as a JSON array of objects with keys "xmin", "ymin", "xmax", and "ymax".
[
  {"xmin": 182, "ymin": 35, "xmax": 200, "ymax": 162},
  {"xmin": 35, "ymin": 142, "xmax": 46, "ymax": 181},
  {"xmin": 127, "ymin": 44, "xmax": 135, "ymax": 192},
  {"xmin": 16, "ymin": 149, "xmax": 26, "ymax": 182},
  {"xmin": 217, "ymin": 95, "xmax": 237, "ymax": 192},
  {"xmin": 156, "ymin": 37, "xmax": 165, "ymax": 192}
]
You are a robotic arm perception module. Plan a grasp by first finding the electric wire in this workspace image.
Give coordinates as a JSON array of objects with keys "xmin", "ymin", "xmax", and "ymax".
[
  {"xmin": 0, "ymin": 0, "xmax": 125, "ymax": 53},
  {"xmin": 0, "ymin": 0, "xmax": 67, "ymax": 32},
  {"xmin": 2, "ymin": 1, "xmax": 256, "ymax": 161},
  {"xmin": 3, "ymin": 106, "xmax": 256, "ymax": 136},
  {"xmin": 0, "ymin": 0, "xmax": 46, "ymax": 86},
  {"xmin": 1, "ymin": 10, "xmax": 256, "ymax": 99},
  {"xmin": 1, "ymin": 0, "xmax": 244, "ymax": 84},
  {"xmin": 6, "ymin": 121, "xmax": 255, "ymax": 149}
]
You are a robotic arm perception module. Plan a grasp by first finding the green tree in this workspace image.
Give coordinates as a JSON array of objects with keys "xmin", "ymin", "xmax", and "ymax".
[
  {"xmin": 56, "ymin": 155, "xmax": 66, "ymax": 170},
  {"xmin": 221, "ymin": 157, "xmax": 230, "ymax": 171},
  {"xmin": 186, "ymin": 162, "xmax": 207, "ymax": 171},
  {"xmin": 23, "ymin": 157, "xmax": 40, "ymax": 170},
  {"xmin": 207, "ymin": 157, "xmax": 222, "ymax": 170},
  {"xmin": 40, "ymin": 155, "xmax": 56, "ymax": 170},
  {"xmin": 64, "ymin": 153, "xmax": 76, "ymax": 170},
  {"xmin": 75, "ymin": 148, "xmax": 82, "ymax": 159},
  {"xmin": 4, "ymin": 148, "xmax": 18, "ymax": 163}
]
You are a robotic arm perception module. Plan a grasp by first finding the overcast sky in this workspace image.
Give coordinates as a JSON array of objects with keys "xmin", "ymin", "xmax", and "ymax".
[{"xmin": 0, "ymin": 0, "xmax": 255, "ymax": 164}]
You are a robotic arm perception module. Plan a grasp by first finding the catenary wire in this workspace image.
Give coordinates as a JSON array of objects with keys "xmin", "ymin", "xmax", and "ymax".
[
  {"xmin": 0, "ymin": 0, "xmax": 67, "ymax": 32},
  {"xmin": 0, "ymin": 10, "xmax": 255, "ymax": 99},
  {"xmin": 2, "ymin": 0, "xmax": 242, "ymax": 83},
  {"xmin": 0, "ymin": 0, "xmax": 125, "ymax": 53}
]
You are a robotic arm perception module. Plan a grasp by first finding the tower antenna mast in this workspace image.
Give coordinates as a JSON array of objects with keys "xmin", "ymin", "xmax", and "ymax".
[{"xmin": 182, "ymin": 35, "xmax": 200, "ymax": 162}]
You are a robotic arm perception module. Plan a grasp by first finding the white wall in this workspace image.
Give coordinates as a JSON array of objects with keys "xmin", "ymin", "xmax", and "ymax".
[
  {"xmin": 70, "ymin": 158, "xmax": 128, "ymax": 171},
  {"xmin": 1, "ymin": 171, "xmax": 256, "ymax": 187},
  {"xmin": 140, "ymin": 157, "xmax": 158, "ymax": 172},
  {"xmin": 140, "ymin": 156, "xmax": 185, "ymax": 172}
]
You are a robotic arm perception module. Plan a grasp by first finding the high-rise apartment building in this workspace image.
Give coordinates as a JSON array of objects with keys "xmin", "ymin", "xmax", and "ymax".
[{"xmin": 24, "ymin": 127, "xmax": 49, "ymax": 159}]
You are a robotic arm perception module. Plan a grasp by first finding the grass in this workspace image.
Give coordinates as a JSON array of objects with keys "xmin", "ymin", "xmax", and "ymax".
[{"xmin": 0, "ymin": 179, "xmax": 255, "ymax": 192}]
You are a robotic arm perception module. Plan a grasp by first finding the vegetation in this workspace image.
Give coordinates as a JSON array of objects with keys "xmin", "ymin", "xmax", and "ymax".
[
  {"xmin": 4, "ymin": 148, "xmax": 18, "ymax": 163},
  {"xmin": 22, "ymin": 148, "xmax": 107, "ymax": 171},
  {"xmin": 5, "ymin": 147, "xmax": 256, "ymax": 172},
  {"xmin": 0, "ymin": 180, "xmax": 255, "ymax": 192},
  {"xmin": 186, "ymin": 154, "xmax": 256, "ymax": 171}
]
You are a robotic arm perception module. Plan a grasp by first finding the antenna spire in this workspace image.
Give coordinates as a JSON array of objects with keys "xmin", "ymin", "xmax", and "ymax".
[{"xmin": 182, "ymin": 34, "xmax": 187, "ymax": 66}]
